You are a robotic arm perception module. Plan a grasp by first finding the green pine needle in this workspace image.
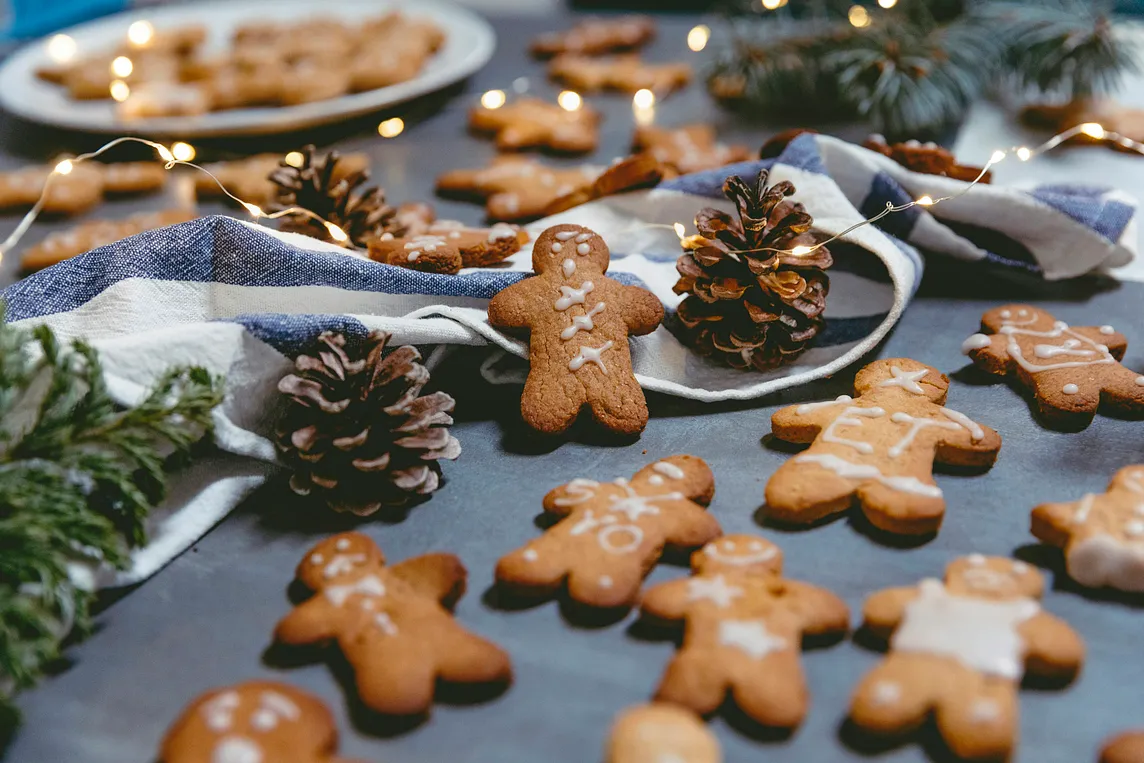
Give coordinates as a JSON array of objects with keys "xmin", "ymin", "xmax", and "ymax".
[{"xmin": 0, "ymin": 308, "xmax": 223, "ymax": 735}]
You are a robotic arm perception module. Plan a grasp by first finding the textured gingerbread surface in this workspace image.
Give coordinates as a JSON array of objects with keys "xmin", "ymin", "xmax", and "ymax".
[
  {"xmin": 487, "ymin": 224, "xmax": 664, "ymax": 435},
  {"xmin": 274, "ymin": 532, "xmax": 512, "ymax": 716},
  {"xmin": 436, "ymin": 156, "xmax": 604, "ymax": 222},
  {"xmin": 961, "ymin": 304, "xmax": 1144, "ymax": 429},
  {"xmin": 850, "ymin": 556, "xmax": 1084, "ymax": 760},
  {"xmin": 640, "ymin": 534, "xmax": 849, "ymax": 728},
  {"xmin": 766, "ymin": 358, "xmax": 1002, "ymax": 535},
  {"xmin": 496, "ymin": 455, "xmax": 721, "ymax": 608}
]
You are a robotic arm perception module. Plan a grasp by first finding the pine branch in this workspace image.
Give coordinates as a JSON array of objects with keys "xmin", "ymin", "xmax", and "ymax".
[{"xmin": 0, "ymin": 310, "xmax": 223, "ymax": 734}]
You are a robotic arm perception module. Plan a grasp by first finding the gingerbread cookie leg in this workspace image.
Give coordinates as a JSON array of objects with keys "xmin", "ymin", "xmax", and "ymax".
[
  {"xmin": 433, "ymin": 621, "xmax": 513, "ymax": 686},
  {"xmin": 850, "ymin": 653, "xmax": 941, "ymax": 732},
  {"xmin": 855, "ymin": 481, "xmax": 944, "ymax": 535},
  {"xmin": 729, "ymin": 652, "xmax": 808, "ymax": 728},
  {"xmin": 655, "ymin": 651, "xmax": 730, "ymax": 716},
  {"xmin": 520, "ymin": 374, "xmax": 585, "ymax": 435},
  {"xmin": 588, "ymin": 375, "xmax": 649, "ymax": 436},
  {"xmin": 764, "ymin": 465, "xmax": 859, "ymax": 524},
  {"xmin": 933, "ymin": 679, "xmax": 1018, "ymax": 761},
  {"xmin": 350, "ymin": 642, "xmax": 436, "ymax": 716}
]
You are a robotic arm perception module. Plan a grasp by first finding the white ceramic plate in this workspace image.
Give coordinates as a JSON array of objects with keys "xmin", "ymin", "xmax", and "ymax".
[{"xmin": 0, "ymin": 0, "xmax": 495, "ymax": 136}]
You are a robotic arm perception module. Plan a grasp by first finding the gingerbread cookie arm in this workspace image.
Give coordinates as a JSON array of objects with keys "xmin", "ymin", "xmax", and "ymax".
[
  {"xmin": 962, "ymin": 333, "xmax": 1012, "ymax": 374},
  {"xmin": 1029, "ymin": 499, "xmax": 1080, "ymax": 548},
  {"xmin": 629, "ymin": 455, "xmax": 715, "ymax": 505},
  {"xmin": 433, "ymin": 619, "xmax": 514, "ymax": 686},
  {"xmin": 1020, "ymin": 612, "xmax": 1085, "ymax": 681},
  {"xmin": 783, "ymin": 581, "xmax": 851, "ymax": 637},
  {"xmin": 274, "ymin": 598, "xmax": 339, "ymax": 645},
  {"xmin": 1070, "ymin": 325, "xmax": 1128, "ymax": 359},
  {"xmin": 487, "ymin": 278, "xmax": 540, "ymax": 330},
  {"xmin": 637, "ymin": 578, "xmax": 692, "ymax": 624},
  {"xmin": 931, "ymin": 416, "xmax": 1002, "ymax": 468},
  {"xmin": 389, "ymin": 553, "xmax": 468, "ymax": 610},
  {"xmin": 861, "ymin": 586, "xmax": 919, "ymax": 640},
  {"xmin": 619, "ymin": 283, "xmax": 665, "ymax": 336},
  {"xmin": 770, "ymin": 400, "xmax": 844, "ymax": 442},
  {"xmin": 660, "ymin": 503, "xmax": 723, "ymax": 549}
]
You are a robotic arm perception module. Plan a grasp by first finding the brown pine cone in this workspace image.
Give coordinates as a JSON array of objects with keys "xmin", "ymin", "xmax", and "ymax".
[
  {"xmin": 673, "ymin": 169, "xmax": 832, "ymax": 371},
  {"xmin": 276, "ymin": 331, "xmax": 460, "ymax": 515},
  {"xmin": 268, "ymin": 145, "xmax": 399, "ymax": 248}
]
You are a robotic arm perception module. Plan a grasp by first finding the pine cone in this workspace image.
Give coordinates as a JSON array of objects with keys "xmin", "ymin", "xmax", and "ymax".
[
  {"xmin": 673, "ymin": 169, "xmax": 833, "ymax": 371},
  {"xmin": 268, "ymin": 145, "xmax": 399, "ymax": 248},
  {"xmin": 276, "ymin": 331, "xmax": 461, "ymax": 516}
]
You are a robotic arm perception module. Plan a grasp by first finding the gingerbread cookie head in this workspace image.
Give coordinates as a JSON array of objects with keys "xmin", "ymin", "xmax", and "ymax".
[
  {"xmin": 944, "ymin": 554, "xmax": 1043, "ymax": 601},
  {"xmin": 295, "ymin": 531, "xmax": 385, "ymax": 591},
  {"xmin": 531, "ymin": 223, "xmax": 609, "ymax": 274},
  {"xmin": 606, "ymin": 703, "xmax": 720, "ymax": 763},
  {"xmin": 692, "ymin": 534, "xmax": 783, "ymax": 578},
  {"xmin": 160, "ymin": 681, "xmax": 340, "ymax": 763},
  {"xmin": 979, "ymin": 304, "xmax": 1057, "ymax": 334},
  {"xmin": 853, "ymin": 358, "xmax": 949, "ymax": 404}
]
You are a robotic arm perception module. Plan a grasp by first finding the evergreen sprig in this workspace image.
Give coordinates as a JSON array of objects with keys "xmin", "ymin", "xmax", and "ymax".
[
  {"xmin": 0, "ymin": 312, "xmax": 222, "ymax": 737},
  {"xmin": 709, "ymin": 0, "xmax": 1138, "ymax": 137}
]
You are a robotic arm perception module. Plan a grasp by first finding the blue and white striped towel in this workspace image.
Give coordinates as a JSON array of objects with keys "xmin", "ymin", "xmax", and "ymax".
[{"xmin": 3, "ymin": 132, "xmax": 1135, "ymax": 585}]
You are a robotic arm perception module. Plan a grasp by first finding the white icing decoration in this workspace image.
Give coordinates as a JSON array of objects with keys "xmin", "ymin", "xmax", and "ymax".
[
  {"xmin": 310, "ymin": 553, "xmax": 323, "ymax": 565},
  {"xmin": 970, "ymin": 699, "xmax": 1000, "ymax": 723},
  {"xmin": 201, "ymin": 691, "xmax": 240, "ymax": 732},
  {"xmin": 577, "ymin": 242, "xmax": 590, "ymax": 255},
  {"xmin": 488, "ymin": 224, "xmax": 517, "ymax": 242},
  {"xmin": 374, "ymin": 612, "xmax": 398, "ymax": 635},
  {"xmin": 1012, "ymin": 561, "xmax": 1029, "ymax": 575},
  {"xmin": 653, "ymin": 462, "xmax": 685, "ymax": 480},
  {"xmin": 403, "ymin": 235, "xmax": 445, "ymax": 262},
  {"xmin": 555, "ymin": 281, "xmax": 594, "ymax": 311},
  {"xmin": 1126, "ymin": 521, "xmax": 1144, "ymax": 537},
  {"xmin": 796, "ymin": 395, "xmax": 853, "ymax": 415},
  {"xmin": 575, "ymin": 232, "xmax": 592, "ymax": 242},
  {"xmin": 891, "ymin": 579, "xmax": 1038, "ymax": 679},
  {"xmin": 560, "ymin": 302, "xmax": 605, "ymax": 340},
  {"xmin": 607, "ymin": 480, "xmax": 679, "ymax": 521},
  {"xmin": 1072, "ymin": 494, "xmax": 1095, "ymax": 524},
  {"xmin": 522, "ymin": 549, "xmax": 538, "ymax": 561},
  {"xmin": 871, "ymin": 681, "xmax": 901, "ymax": 706},
  {"xmin": 999, "ymin": 319, "xmax": 1115, "ymax": 374},
  {"xmin": 961, "ymin": 333, "xmax": 992, "ymax": 354},
  {"xmin": 1100, "ymin": 325, "xmax": 1115, "ymax": 335},
  {"xmin": 1063, "ymin": 384, "xmax": 1079, "ymax": 395},
  {"xmin": 211, "ymin": 737, "xmax": 263, "ymax": 763},
  {"xmin": 967, "ymin": 554, "xmax": 986, "ymax": 566},
  {"xmin": 599, "ymin": 576, "xmax": 613, "ymax": 588},
  {"xmin": 962, "ymin": 567, "xmax": 1013, "ymax": 593},
  {"xmin": 551, "ymin": 242, "xmax": 563, "ymax": 253},
  {"xmin": 323, "ymin": 553, "xmax": 366, "ymax": 579},
  {"xmin": 1000, "ymin": 310, "xmax": 1011, "ymax": 318},
  {"xmin": 941, "ymin": 408, "xmax": 985, "ymax": 441},
  {"xmin": 687, "ymin": 574, "xmax": 744, "ymax": 608},
  {"xmin": 820, "ymin": 406, "xmax": 886, "ymax": 455},
  {"xmin": 718, "ymin": 619, "xmax": 787, "ymax": 660},
  {"xmin": 1137, "ymin": 376, "xmax": 1144, "ymax": 386},
  {"xmin": 569, "ymin": 341, "xmax": 614, "ymax": 373},
  {"xmin": 795, "ymin": 453, "xmax": 942, "ymax": 498},
  {"xmin": 259, "ymin": 691, "xmax": 299, "ymax": 721},
  {"xmin": 597, "ymin": 524, "xmax": 643, "ymax": 553},
  {"xmin": 878, "ymin": 365, "xmax": 929, "ymax": 394},
  {"xmin": 648, "ymin": 475, "xmax": 664, "ymax": 485},
  {"xmin": 703, "ymin": 540, "xmax": 777, "ymax": 566},
  {"xmin": 565, "ymin": 480, "xmax": 689, "ymax": 554},
  {"xmin": 554, "ymin": 230, "xmax": 579, "ymax": 241},
  {"xmin": 336, "ymin": 539, "xmax": 350, "ymax": 551},
  {"xmin": 501, "ymin": 194, "xmax": 520, "ymax": 213},
  {"xmin": 553, "ymin": 478, "xmax": 600, "ymax": 507},
  {"xmin": 1067, "ymin": 534, "xmax": 1144, "ymax": 592},
  {"xmin": 249, "ymin": 710, "xmax": 277, "ymax": 732},
  {"xmin": 887, "ymin": 412, "xmax": 960, "ymax": 458},
  {"xmin": 562, "ymin": 258, "xmax": 576, "ymax": 276},
  {"xmin": 324, "ymin": 574, "xmax": 385, "ymax": 607}
]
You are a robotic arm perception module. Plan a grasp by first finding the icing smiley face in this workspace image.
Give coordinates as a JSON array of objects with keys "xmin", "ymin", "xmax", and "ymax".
[
  {"xmin": 694, "ymin": 534, "xmax": 783, "ymax": 577},
  {"xmin": 945, "ymin": 554, "xmax": 1043, "ymax": 600},
  {"xmin": 531, "ymin": 223, "xmax": 610, "ymax": 274},
  {"xmin": 161, "ymin": 681, "xmax": 340, "ymax": 763},
  {"xmin": 295, "ymin": 531, "xmax": 385, "ymax": 590}
]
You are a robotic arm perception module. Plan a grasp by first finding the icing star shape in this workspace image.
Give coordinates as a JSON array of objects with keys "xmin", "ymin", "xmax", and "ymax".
[
  {"xmin": 686, "ymin": 574, "xmax": 743, "ymax": 608},
  {"xmin": 880, "ymin": 365, "xmax": 928, "ymax": 394},
  {"xmin": 718, "ymin": 619, "xmax": 787, "ymax": 660}
]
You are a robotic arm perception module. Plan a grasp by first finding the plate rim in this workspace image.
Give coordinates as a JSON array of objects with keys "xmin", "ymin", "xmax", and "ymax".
[{"xmin": 0, "ymin": 0, "xmax": 495, "ymax": 137}]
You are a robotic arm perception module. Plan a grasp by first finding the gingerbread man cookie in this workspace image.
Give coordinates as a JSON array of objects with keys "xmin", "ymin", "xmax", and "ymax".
[
  {"xmin": 274, "ymin": 532, "xmax": 512, "ymax": 716},
  {"xmin": 369, "ymin": 233, "xmax": 462, "ymax": 274},
  {"xmin": 487, "ymin": 223, "xmax": 664, "ymax": 435},
  {"xmin": 496, "ymin": 455, "xmax": 721, "ymax": 608},
  {"xmin": 1031, "ymin": 465, "xmax": 1144, "ymax": 592},
  {"xmin": 0, "ymin": 164, "xmax": 103, "ymax": 216},
  {"xmin": 1101, "ymin": 731, "xmax": 1144, "ymax": 763},
  {"xmin": 606, "ymin": 703, "xmax": 721, "ymax": 763},
  {"xmin": 862, "ymin": 134, "xmax": 992, "ymax": 183},
  {"xmin": 531, "ymin": 16, "xmax": 657, "ymax": 58},
  {"xmin": 962, "ymin": 304, "xmax": 1144, "ymax": 428},
  {"xmin": 425, "ymin": 220, "xmax": 528, "ymax": 267},
  {"xmin": 437, "ymin": 156, "xmax": 604, "ymax": 223},
  {"xmin": 160, "ymin": 680, "xmax": 365, "ymax": 763},
  {"xmin": 548, "ymin": 54, "xmax": 692, "ymax": 95},
  {"xmin": 640, "ymin": 534, "xmax": 849, "ymax": 728},
  {"xmin": 850, "ymin": 555, "xmax": 1084, "ymax": 760},
  {"xmin": 469, "ymin": 97, "xmax": 601, "ymax": 154},
  {"xmin": 632, "ymin": 124, "xmax": 752, "ymax": 177},
  {"xmin": 766, "ymin": 358, "xmax": 1002, "ymax": 535},
  {"xmin": 22, "ymin": 209, "xmax": 197, "ymax": 272}
]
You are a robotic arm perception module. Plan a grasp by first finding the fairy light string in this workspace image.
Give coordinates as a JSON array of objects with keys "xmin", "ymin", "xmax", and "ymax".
[{"xmin": 0, "ymin": 136, "xmax": 350, "ymax": 260}]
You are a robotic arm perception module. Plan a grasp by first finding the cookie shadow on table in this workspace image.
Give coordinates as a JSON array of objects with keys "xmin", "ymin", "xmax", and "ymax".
[
  {"xmin": 1014, "ymin": 543, "xmax": 1144, "ymax": 609},
  {"xmin": 481, "ymin": 580, "xmax": 636, "ymax": 629},
  {"xmin": 753, "ymin": 501, "xmax": 938, "ymax": 550},
  {"xmin": 838, "ymin": 717, "xmax": 965, "ymax": 763}
]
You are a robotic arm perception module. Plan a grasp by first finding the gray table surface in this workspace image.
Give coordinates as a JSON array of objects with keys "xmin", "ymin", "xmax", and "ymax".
[{"xmin": 3, "ymin": 11, "xmax": 1144, "ymax": 763}]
